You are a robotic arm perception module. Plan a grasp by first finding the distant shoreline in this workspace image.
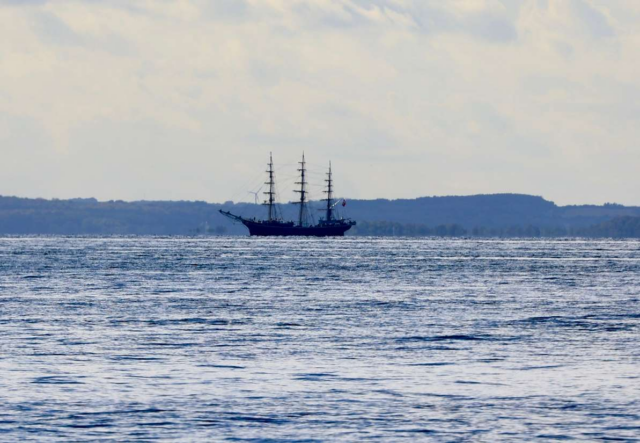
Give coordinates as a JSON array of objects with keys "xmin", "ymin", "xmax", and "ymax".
[{"xmin": 1, "ymin": 194, "xmax": 639, "ymax": 238}]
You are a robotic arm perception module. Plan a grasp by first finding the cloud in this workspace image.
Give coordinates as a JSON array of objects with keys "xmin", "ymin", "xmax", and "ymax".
[
  {"xmin": 284, "ymin": 1, "xmax": 519, "ymax": 42},
  {"xmin": 30, "ymin": 10, "xmax": 81, "ymax": 46},
  {"xmin": 463, "ymin": 10, "xmax": 518, "ymax": 42},
  {"xmin": 198, "ymin": 0, "xmax": 250, "ymax": 22},
  {"xmin": 0, "ymin": 0, "xmax": 639, "ymax": 206},
  {"xmin": 570, "ymin": 0, "xmax": 615, "ymax": 38},
  {"xmin": 0, "ymin": 0, "xmax": 48, "ymax": 5}
]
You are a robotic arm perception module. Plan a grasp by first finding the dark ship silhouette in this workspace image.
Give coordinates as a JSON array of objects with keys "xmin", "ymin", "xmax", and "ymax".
[{"xmin": 220, "ymin": 153, "xmax": 356, "ymax": 237}]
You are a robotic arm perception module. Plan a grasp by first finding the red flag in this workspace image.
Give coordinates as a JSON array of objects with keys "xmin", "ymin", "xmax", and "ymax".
[{"xmin": 342, "ymin": 199, "xmax": 347, "ymax": 207}]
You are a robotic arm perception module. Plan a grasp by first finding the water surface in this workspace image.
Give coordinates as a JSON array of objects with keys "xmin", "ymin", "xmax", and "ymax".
[{"xmin": 0, "ymin": 237, "xmax": 639, "ymax": 441}]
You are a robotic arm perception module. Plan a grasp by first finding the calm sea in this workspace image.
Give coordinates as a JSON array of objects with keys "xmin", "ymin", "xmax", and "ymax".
[{"xmin": 0, "ymin": 236, "xmax": 638, "ymax": 441}]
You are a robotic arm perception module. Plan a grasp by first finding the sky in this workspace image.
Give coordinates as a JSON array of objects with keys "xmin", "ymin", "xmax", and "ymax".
[{"xmin": 1, "ymin": 0, "xmax": 639, "ymax": 206}]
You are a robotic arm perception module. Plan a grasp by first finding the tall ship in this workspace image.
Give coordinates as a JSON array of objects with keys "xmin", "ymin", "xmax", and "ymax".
[{"xmin": 220, "ymin": 154, "xmax": 356, "ymax": 237}]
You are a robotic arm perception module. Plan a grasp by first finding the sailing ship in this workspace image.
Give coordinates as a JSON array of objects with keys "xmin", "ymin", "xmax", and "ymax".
[{"xmin": 220, "ymin": 153, "xmax": 356, "ymax": 237}]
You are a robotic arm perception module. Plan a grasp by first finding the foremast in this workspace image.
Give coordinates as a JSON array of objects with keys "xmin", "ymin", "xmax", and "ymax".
[
  {"xmin": 323, "ymin": 162, "xmax": 334, "ymax": 222},
  {"xmin": 294, "ymin": 153, "xmax": 308, "ymax": 227}
]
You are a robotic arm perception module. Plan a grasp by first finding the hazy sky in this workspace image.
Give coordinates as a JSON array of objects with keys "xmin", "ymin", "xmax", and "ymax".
[{"xmin": 1, "ymin": 0, "xmax": 639, "ymax": 205}]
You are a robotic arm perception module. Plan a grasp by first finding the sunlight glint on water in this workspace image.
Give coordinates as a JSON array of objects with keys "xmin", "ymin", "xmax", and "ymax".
[{"xmin": 0, "ymin": 237, "xmax": 639, "ymax": 441}]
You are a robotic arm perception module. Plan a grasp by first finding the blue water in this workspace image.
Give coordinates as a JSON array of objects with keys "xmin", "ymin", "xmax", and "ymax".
[{"xmin": 0, "ymin": 237, "xmax": 638, "ymax": 441}]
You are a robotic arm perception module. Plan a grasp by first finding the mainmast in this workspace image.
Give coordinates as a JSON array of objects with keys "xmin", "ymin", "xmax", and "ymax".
[
  {"xmin": 263, "ymin": 152, "xmax": 276, "ymax": 221},
  {"xmin": 323, "ymin": 162, "xmax": 333, "ymax": 222},
  {"xmin": 294, "ymin": 153, "xmax": 307, "ymax": 227}
]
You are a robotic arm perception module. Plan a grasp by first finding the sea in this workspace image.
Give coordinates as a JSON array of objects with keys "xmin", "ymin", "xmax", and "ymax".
[{"xmin": 0, "ymin": 236, "xmax": 638, "ymax": 441}]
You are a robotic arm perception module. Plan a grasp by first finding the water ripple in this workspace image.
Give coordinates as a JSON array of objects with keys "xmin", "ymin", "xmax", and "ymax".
[{"xmin": 0, "ymin": 236, "xmax": 639, "ymax": 441}]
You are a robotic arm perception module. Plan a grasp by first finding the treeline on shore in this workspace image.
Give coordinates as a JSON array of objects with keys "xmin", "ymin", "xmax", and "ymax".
[
  {"xmin": 349, "ymin": 216, "xmax": 640, "ymax": 238},
  {"xmin": 1, "ymin": 194, "xmax": 640, "ymax": 238}
]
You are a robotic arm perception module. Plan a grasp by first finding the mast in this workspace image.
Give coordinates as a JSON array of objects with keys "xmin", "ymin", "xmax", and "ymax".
[
  {"xmin": 323, "ymin": 161, "xmax": 333, "ymax": 222},
  {"xmin": 294, "ymin": 152, "xmax": 307, "ymax": 227},
  {"xmin": 263, "ymin": 152, "xmax": 276, "ymax": 221}
]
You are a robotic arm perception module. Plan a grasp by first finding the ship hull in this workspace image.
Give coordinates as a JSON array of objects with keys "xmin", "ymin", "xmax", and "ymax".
[{"xmin": 242, "ymin": 220, "xmax": 352, "ymax": 237}]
